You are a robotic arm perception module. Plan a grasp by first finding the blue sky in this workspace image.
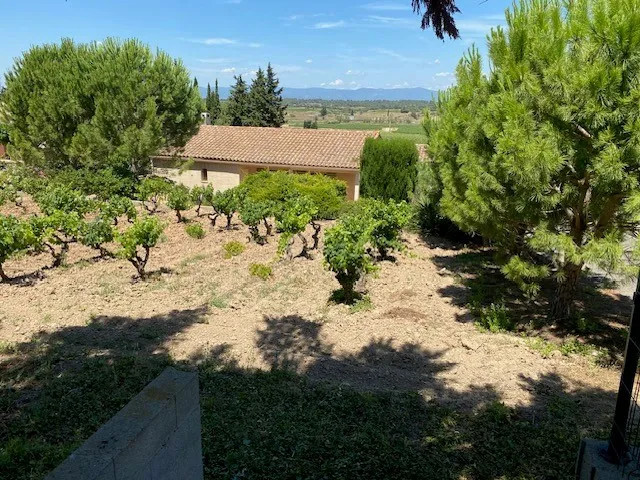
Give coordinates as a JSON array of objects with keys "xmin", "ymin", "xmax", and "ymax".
[{"xmin": 2, "ymin": 0, "xmax": 512, "ymax": 90}]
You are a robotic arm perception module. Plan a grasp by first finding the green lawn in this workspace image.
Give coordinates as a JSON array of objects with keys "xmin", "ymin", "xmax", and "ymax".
[{"xmin": 0, "ymin": 321, "xmax": 608, "ymax": 480}]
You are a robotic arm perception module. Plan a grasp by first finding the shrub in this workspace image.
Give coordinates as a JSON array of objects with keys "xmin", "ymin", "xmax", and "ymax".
[
  {"xmin": 0, "ymin": 215, "xmax": 37, "ymax": 282},
  {"xmin": 359, "ymin": 199, "xmax": 412, "ymax": 259},
  {"xmin": 360, "ymin": 137, "xmax": 418, "ymax": 202},
  {"xmin": 185, "ymin": 223, "xmax": 206, "ymax": 239},
  {"xmin": 137, "ymin": 177, "xmax": 173, "ymax": 214},
  {"xmin": 223, "ymin": 241, "xmax": 245, "ymax": 259},
  {"xmin": 275, "ymin": 195, "xmax": 317, "ymax": 259},
  {"xmin": 240, "ymin": 170, "xmax": 346, "ymax": 220},
  {"xmin": 98, "ymin": 196, "xmax": 137, "ymax": 226},
  {"xmin": 191, "ymin": 184, "xmax": 215, "ymax": 216},
  {"xmin": 211, "ymin": 188, "xmax": 242, "ymax": 229},
  {"xmin": 49, "ymin": 167, "xmax": 137, "ymax": 199},
  {"xmin": 166, "ymin": 184, "xmax": 193, "ymax": 222},
  {"xmin": 473, "ymin": 303, "xmax": 514, "ymax": 333},
  {"xmin": 239, "ymin": 199, "xmax": 274, "ymax": 245},
  {"xmin": 249, "ymin": 263, "xmax": 272, "ymax": 280},
  {"xmin": 116, "ymin": 216, "xmax": 166, "ymax": 279},
  {"xmin": 35, "ymin": 184, "xmax": 94, "ymax": 216},
  {"xmin": 79, "ymin": 218, "xmax": 115, "ymax": 257},
  {"xmin": 323, "ymin": 214, "xmax": 375, "ymax": 304}
]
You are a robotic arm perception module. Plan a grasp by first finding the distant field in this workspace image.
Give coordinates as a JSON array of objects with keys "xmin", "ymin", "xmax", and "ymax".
[{"xmin": 288, "ymin": 120, "xmax": 428, "ymax": 144}]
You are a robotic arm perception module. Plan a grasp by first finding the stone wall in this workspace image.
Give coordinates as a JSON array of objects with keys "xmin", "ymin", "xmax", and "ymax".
[{"xmin": 45, "ymin": 367, "xmax": 203, "ymax": 480}]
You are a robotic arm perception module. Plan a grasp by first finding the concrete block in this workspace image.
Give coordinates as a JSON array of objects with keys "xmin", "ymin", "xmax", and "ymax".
[
  {"xmin": 576, "ymin": 439, "xmax": 640, "ymax": 479},
  {"xmin": 44, "ymin": 367, "xmax": 203, "ymax": 480}
]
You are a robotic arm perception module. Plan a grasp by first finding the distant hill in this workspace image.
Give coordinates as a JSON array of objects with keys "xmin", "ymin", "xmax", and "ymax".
[{"xmin": 200, "ymin": 86, "xmax": 437, "ymax": 102}]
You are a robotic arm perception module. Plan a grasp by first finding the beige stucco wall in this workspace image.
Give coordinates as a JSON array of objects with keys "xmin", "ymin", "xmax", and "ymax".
[
  {"xmin": 153, "ymin": 158, "xmax": 360, "ymax": 200},
  {"xmin": 153, "ymin": 158, "xmax": 241, "ymax": 192}
]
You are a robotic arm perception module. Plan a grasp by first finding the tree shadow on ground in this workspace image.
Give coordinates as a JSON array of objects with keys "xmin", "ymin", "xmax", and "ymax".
[
  {"xmin": 0, "ymin": 308, "xmax": 619, "ymax": 480},
  {"xmin": 431, "ymin": 249, "xmax": 631, "ymax": 361}
]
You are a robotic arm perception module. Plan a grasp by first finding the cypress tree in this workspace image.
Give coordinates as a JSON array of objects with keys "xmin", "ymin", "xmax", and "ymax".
[
  {"xmin": 211, "ymin": 79, "xmax": 221, "ymax": 123},
  {"xmin": 224, "ymin": 75, "xmax": 250, "ymax": 126},
  {"xmin": 265, "ymin": 63, "xmax": 287, "ymax": 127},
  {"xmin": 205, "ymin": 83, "xmax": 213, "ymax": 114}
]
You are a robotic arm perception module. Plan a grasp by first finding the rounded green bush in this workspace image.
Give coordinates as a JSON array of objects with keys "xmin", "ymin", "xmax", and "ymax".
[{"xmin": 185, "ymin": 223, "xmax": 206, "ymax": 239}]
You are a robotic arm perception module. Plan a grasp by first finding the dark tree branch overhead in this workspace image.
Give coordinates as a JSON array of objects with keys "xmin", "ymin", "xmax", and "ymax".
[{"xmin": 412, "ymin": 0, "xmax": 461, "ymax": 39}]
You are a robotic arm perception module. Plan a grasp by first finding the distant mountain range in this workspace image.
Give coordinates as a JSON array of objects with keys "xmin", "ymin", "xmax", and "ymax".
[{"xmin": 201, "ymin": 86, "xmax": 437, "ymax": 101}]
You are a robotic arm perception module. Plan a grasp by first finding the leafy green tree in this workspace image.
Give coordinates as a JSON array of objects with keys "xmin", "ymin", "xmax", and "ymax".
[
  {"xmin": 360, "ymin": 137, "xmax": 418, "ymax": 202},
  {"xmin": 166, "ymin": 184, "xmax": 193, "ymax": 222},
  {"xmin": 0, "ymin": 215, "xmax": 36, "ymax": 282},
  {"xmin": 265, "ymin": 64, "xmax": 287, "ymax": 127},
  {"xmin": 137, "ymin": 177, "xmax": 173, "ymax": 214},
  {"xmin": 224, "ymin": 75, "xmax": 250, "ymax": 126},
  {"xmin": 210, "ymin": 188, "xmax": 241, "ymax": 229},
  {"xmin": 116, "ymin": 216, "xmax": 165, "ymax": 279},
  {"xmin": 323, "ymin": 214, "xmax": 375, "ymax": 304},
  {"xmin": 191, "ymin": 184, "xmax": 215, "ymax": 217},
  {"xmin": 4, "ymin": 38, "xmax": 201, "ymax": 183},
  {"xmin": 427, "ymin": 0, "xmax": 640, "ymax": 319},
  {"xmin": 248, "ymin": 68, "xmax": 271, "ymax": 127},
  {"xmin": 320, "ymin": 106, "xmax": 328, "ymax": 119}
]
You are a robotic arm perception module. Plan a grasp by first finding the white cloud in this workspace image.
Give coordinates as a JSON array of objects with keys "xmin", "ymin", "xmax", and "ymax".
[
  {"xmin": 180, "ymin": 37, "xmax": 262, "ymax": 48},
  {"xmin": 434, "ymin": 59, "xmax": 441, "ymax": 64},
  {"xmin": 345, "ymin": 69, "xmax": 364, "ymax": 76},
  {"xmin": 320, "ymin": 82, "xmax": 326, "ymax": 86},
  {"xmin": 361, "ymin": 2, "xmax": 406, "ymax": 10},
  {"xmin": 221, "ymin": 67, "xmax": 237, "ymax": 74},
  {"xmin": 328, "ymin": 79, "xmax": 344, "ymax": 86},
  {"xmin": 365, "ymin": 15, "xmax": 413, "ymax": 26},
  {"xmin": 313, "ymin": 20, "xmax": 346, "ymax": 29},
  {"xmin": 435, "ymin": 72, "xmax": 452, "ymax": 77},
  {"xmin": 375, "ymin": 48, "xmax": 418, "ymax": 63},
  {"xmin": 305, "ymin": 59, "xmax": 313, "ymax": 64}
]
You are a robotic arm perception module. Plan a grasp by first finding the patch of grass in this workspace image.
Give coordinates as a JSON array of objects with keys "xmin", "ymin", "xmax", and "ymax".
[
  {"xmin": 472, "ymin": 302, "xmax": 514, "ymax": 333},
  {"xmin": 178, "ymin": 253, "xmax": 208, "ymax": 268},
  {"xmin": 209, "ymin": 292, "xmax": 228, "ymax": 309},
  {"xmin": 525, "ymin": 336, "xmax": 611, "ymax": 366},
  {"xmin": 223, "ymin": 241, "xmax": 245, "ymax": 259},
  {"xmin": 249, "ymin": 263, "xmax": 272, "ymax": 280},
  {"xmin": 0, "ymin": 340, "xmax": 18, "ymax": 354},
  {"xmin": 349, "ymin": 295, "xmax": 374, "ymax": 314},
  {"xmin": 185, "ymin": 223, "xmax": 206, "ymax": 239},
  {"xmin": 525, "ymin": 337, "xmax": 557, "ymax": 359}
]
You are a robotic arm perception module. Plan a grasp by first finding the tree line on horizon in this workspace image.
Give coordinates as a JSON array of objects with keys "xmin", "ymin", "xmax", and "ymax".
[{"xmin": 202, "ymin": 64, "xmax": 287, "ymax": 128}]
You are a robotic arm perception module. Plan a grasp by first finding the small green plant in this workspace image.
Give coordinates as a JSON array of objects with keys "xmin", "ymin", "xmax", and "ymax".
[
  {"xmin": 185, "ymin": 223, "xmax": 206, "ymax": 239},
  {"xmin": 116, "ymin": 216, "xmax": 166, "ymax": 279},
  {"xmin": 0, "ymin": 340, "xmax": 18, "ymax": 354},
  {"xmin": 211, "ymin": 188, "xmax": 241, "ymax": 229},
  {"xmin": 167, "ymin": 184, "xmax": 193, "ymax": 222},
  {"xmin": 0, "ymin": 215, "xmax": 37, "ymax": 282},
  {"xmin": 249, "ymin": 263, "xmax": 272, "ymax": 280},
  {"xmin": 349, "ymin": 295, "xmax": 373, "ymax": 314},
  {"xmin": 473, "ymin": 302, "xmax": 514, "ymax": 333},
  {"xmin": 191, "ymin": 184, "xmax": 215, "ymax": 216},
  {"xmin": 525, "ymin": 337, "xmax": 557, "ymax": 359},
  {"xmin": 79, "ymin": 217, "xmax": 115, "ymax": 257},
  {"xmin": 98, "ymin": 196, "xmax": 137, "ymax": 226},
  {"xmin": 276, "ymin": 195, "xmax": 317, "ymax": 259},
  {"xmin": 223, "ymin": 241, "xmax": 245, "ymax": 259},
  {"xmin": 209, "ymin": 292, "xmax": 228, "ymax": 309}
]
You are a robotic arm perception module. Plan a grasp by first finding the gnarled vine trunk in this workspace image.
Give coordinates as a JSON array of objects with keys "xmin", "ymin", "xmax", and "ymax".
[
  {"xmin": 0, "ymin": 264, "xmax": 9, "ymax": 282},
  {"xmin": 310, "ymin": 221, "xmax": 321, "ymax": 250}
]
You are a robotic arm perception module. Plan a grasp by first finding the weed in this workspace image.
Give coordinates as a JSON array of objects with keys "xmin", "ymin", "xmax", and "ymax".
[
  {"xmin": 349, "ymin": 296, "xmax": 374, "ymax": 314},
  {"xmin": 185, "ymin": 223, "xmax": 206, "ymax": 239},
  {"xmin": 178, "ymin": 253, "xmax": 208, "ymax": 268},
  {"xmin": 249, "ymin": 263, "xmax": 272, "ymax": 280},
  {"xmin": 223, "ymin": 241, "xmax": 245, "ymax": 259},
  {"xmin": 473, "ymin": 302, "xmax": 514, "ymax": 333},
  {"xmin": 0, "ymin": 340, "xmax": 18, "ymax": 354},
  {"xmin": 525, "ymin": 337, "xmax": 556, "ymax": 359},
  {"xmin": 209, "ymin": 292, "xmax": 228, "ymax": 309}
]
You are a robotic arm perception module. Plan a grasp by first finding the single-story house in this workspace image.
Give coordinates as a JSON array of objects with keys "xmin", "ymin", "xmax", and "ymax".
[{"xmin": 153, "ymin": 126, "xmax": 378, "ymax": 201}]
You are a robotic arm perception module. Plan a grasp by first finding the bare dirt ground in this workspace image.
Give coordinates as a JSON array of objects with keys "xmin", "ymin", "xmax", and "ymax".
[{"xmin": 0, "ymin": 199, "xmax": 622, "ymax": 421}]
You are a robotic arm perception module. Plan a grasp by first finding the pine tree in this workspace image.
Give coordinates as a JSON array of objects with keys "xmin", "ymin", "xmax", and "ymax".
[
  {"xmin": 248, "ymin": 68, "xmax": 270, "ymax": 127},
  {"xmin": 265, "ymin": 63, "xmax": 287, "ymax": 127},
  {"xmin": 224, "ymin": 75, "xmax": 250, "ymax": 126},
  {"xmin": 426, "ymin": 0, "xmax": 640, "ymax": 320}
]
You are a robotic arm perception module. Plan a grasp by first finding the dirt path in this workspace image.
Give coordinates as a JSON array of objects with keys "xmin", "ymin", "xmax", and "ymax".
[{"xmin": 0, "ymin": 202, "xmax": 621, "ymax": 419}]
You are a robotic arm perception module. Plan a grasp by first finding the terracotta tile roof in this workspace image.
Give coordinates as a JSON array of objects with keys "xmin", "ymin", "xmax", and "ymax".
[{"xmin": 158, "ymin": 125, "xmax": 378, "ymax": 170}]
